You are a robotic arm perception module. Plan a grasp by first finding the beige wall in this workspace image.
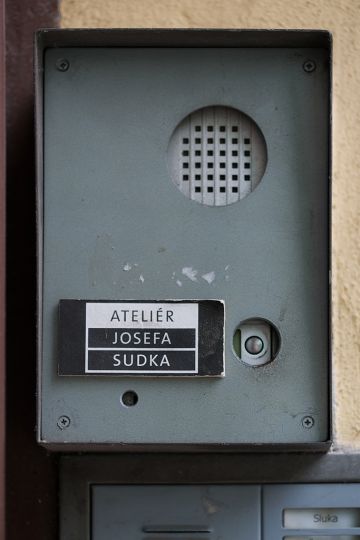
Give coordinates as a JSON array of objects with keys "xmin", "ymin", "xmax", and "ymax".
[{"xmin": 61, "ymin": 0, "xmax": 360, "ymax": 447}]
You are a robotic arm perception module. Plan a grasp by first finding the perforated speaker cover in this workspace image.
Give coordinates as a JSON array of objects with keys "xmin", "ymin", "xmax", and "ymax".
[{"xmin": 168, "ymin": 106, "xmax": 267, "ymax": 206}]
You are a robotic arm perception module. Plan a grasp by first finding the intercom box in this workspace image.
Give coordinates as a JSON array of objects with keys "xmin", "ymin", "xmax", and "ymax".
[{"xmin": 36, "ymin": 29, "xmax": 331, "ymax": 450}]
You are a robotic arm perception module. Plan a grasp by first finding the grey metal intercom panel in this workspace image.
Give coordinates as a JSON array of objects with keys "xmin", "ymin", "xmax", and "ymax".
[
  {"xmin": 92, "ymin": 485, "xmax": 260, "ymax": 540},
  {"xmin": 37, "ymin": 30, "xmax": 331, "ymax": 449}
]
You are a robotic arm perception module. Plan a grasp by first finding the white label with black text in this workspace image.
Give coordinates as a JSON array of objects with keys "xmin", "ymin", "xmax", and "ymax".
[{"xmin": 85, "ymin": 302, "xmax": 199, "ymax": 374}]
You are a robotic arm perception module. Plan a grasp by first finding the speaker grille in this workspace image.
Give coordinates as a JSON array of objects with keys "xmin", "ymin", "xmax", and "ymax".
[{"xmin": 168, "ymin": 106, "xmax": 267, "ymax": 206}]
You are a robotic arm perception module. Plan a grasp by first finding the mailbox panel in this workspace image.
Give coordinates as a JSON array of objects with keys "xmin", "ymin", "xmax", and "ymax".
[
  {"xmin": 91, "ymin": 485, "xmax": 260, "ymax": 540},
  {"xmin": 59, "ymin": 456, "xmax": 360, "ymax": 540},
  {"xmin": 263, "ymin": 484, "xmax": 360, "ymax": 540}
]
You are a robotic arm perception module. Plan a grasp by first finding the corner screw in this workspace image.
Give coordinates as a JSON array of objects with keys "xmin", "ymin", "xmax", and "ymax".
[
  {"xmin": 56, "ymin": 58, "xmax": 70, "ymax": 72},
  {"xmin": 57, "ymin": 415, "xmax": 71, "ymax": 430},
  {"xmin": 301, "ymin": 415, "xmax": 315, "ymax": 429},
  {"xmin": 303, "ymin": 60, "xmax": 316, "ymax": 73}
]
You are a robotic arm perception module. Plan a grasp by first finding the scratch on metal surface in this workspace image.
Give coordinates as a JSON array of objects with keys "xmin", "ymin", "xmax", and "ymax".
[
  {"xmin": 202, "ymin": 271, "xmax": 215, "ymax": 284},
  {"xmin": 202, "ymin": 496, "xmax": 221, "ymax": 515},
  {"xmin": 182, "ymin": 267, "xmax": 198, "ymax": 282}
]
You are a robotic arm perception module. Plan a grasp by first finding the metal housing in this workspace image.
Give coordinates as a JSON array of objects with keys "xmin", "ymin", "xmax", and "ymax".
[{"xmin": 36, "ymin": 29, "xmax": 332, "ymax": 450}]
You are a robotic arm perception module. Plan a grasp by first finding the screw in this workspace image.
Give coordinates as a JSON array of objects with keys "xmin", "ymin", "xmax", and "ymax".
[
  {"xmin": 56, "ymin": 58, "xmax": 70, "ymax": 72},
  {"xmin": 301, "ymin": 415, "xmax": 315, "ymax": 429},
  {"xmin": 303, "ymin": 60, "xmax": 316, "ymax": 73},
  {"xmin": 245, "ymin": 336, "xmax": 264, "ymax": 355},
  {"xmin": 57, "ymin": 415, "xmax": 71, "ymax": 430}
]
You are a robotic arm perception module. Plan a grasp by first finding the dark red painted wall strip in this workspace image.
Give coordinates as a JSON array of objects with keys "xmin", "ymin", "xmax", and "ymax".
[
  {"xmin": 0, "ymin": 0, "xmax": 5, "ymax": 538},
  {"xmin": 5, "ymin": 1, "xmax": 59, "ymax": 538}
]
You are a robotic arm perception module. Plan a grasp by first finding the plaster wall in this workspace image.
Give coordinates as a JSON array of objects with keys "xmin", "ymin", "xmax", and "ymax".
[{"xmin": 60, "ymin": 0, "xmax": 360, "ymax": 447}]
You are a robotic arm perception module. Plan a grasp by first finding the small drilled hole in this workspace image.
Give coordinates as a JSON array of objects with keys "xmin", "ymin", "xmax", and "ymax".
[
  {"xmin": 244, "ymin": 150, "xmax": 251, "ymax": 156},
  {"xmin": 207, "ymin": 187, "xmax": 214, "ymax": 193},
  {"xmin": 220, "ymin": 150, "xmax": 226, "ymax": 156},
  {"xmin": 183, "ymin": 137, "xmax": 189, "ymax": 144},
  {"xmin": 195, "ymin": 162, "xmax": 201, "ymax": 168},
  {"xmin": 207, "ymin": 138, "xmax": 213, "ymax": 144},
  {"xmin": 244, "ymin": 174, "xmax": 251, "ymax": 181},
  {"xmin": 195, "ymin": 125, "xmax": 201, "ymax": 132},
  {"xmin": 183, "ymin": 174, "xmax": 189, "ymax": 181},
  {"xmin": 195, "ymin": 150, "xmax": 201, "ymax": 156},
  {"xmin": 220, "ymin": 126, "xmax": 226, "ymax": 132},
  {"xmin": 121, "ymin": 390, "xmax": 138, "ymax": 407},
  {"xmin": 220, "ymin": 174, "xmax": 226, "ymax": 180},
  {"xmin": 183, "ymin": 162, "xmax": 189, "ymax": 169},
  {"xmin": 207, "ymin": 150, "xmax": 213, "ymax": 156},
  {"xmin": 207, "ymin": 174, "xmax": 213, "ymax": 180},
  {"xmin": 232, "ymin": 174, "xmax": 238, "ymax": 180},
  {"xmin": 220, "ymin": 187, "xmax": 226, "ymax": 193},
  {"xmin": 232, "ymin": 163, "xmax": 238, "ymax": 169},
  {"xmin": 244, "ymin": 138, "xmax": 250, "ymax": 144},
  {"xmin": 182, "ymin": 150, "xmax": 189, "ymax": 156},
  {"xmin": 195, "ymin": 174, "xmax": 201, "ymax": 180},
  {"xmin": 232, "ymin": 150, "xmax": 238, "ymax": 156},
  {"xmin": 232, "ymin": 126, "xmax": 238, "ymax": 132},
  {"xmin": 219, "ymin": 138, "xmax": 226, "ymax": 144},
  {"xmin": 208, "ymin": 162, "xmax": 213, "ymax": 169},
  {"xmin": 232, "ymin": 187, "xmax": 238, "ymax": 193},
  {"xmin": 195, "ymin": 138, "xmax": 201, "ymax": 144},
  {"xmin": 220, "ymin": 163, "xmax": 226, "ymax": 169},
  {"xmin": 195, "ymin": 187, "xmax": 201, "ymax": 193},
  {"xmin": 232, "ymin": 138, "xmax": 238, "ymax": 144},
  {"xmin": 207, "ymin": 126, "xmax": 213, "ymax": 132},
  {"xmin": 244, "ymin": 163, "xmax": 251, "ymax": 169}
]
